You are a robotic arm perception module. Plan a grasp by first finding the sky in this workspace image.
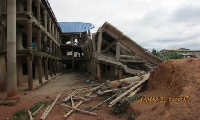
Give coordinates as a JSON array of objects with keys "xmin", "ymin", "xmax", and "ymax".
[{"xmin": 48, "ymin": 0, "xmax": 200, "ymax": 51}]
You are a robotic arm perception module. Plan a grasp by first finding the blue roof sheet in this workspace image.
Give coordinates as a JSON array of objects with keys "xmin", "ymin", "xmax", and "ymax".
[{"xmin": 59, "ymin": 22, "xmax": 94, "ymax": 33}]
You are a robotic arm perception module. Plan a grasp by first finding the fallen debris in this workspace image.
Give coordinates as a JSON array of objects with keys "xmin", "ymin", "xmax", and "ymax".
[
  {"xmin": 40, "ymin": 93, "xmax": 61, "ymax": 120},
  {"xmin": 63, "ymin": 101, "xmax": 83, "ymax": 118},
  {"xmin": 90, "ymin": 93, "xmax": 118, "ymax": 111},
  {"xmin": 60, "ymin": 103, "xmax": 98, "ymax": 116},
  {"xmin": 28, "ymin": 110, "xmax": 33, "ymax": 120},
  {"xmin": 32, "ymin": 104, "xmax": 44, "ymax": 116},
  {"xmin": 109, "ymin": 77, "xmax": 148, "ymax": 107}
]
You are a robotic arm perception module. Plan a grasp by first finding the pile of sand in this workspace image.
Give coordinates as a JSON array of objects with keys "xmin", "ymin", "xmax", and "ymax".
[{"xmin": 130, "ymin": 58, "xmax": 200, "ymax": 120}]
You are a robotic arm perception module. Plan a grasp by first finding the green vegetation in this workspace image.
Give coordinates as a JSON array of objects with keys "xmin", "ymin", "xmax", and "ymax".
[
  {"xmin": 10, "ymin": 102, "xmax": 50, "ymax": 120},
  {"xmin": 112, "ymin": 94, "xmax": 143, "ymax": 119},
  {"xmin": 152, "ymin": 49, "xmax": 182, "ymax": 60}
]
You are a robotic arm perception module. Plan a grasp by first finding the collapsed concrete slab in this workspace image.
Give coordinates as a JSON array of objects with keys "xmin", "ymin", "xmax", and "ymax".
[{"xmin": 82, "ymin": 22, "xmax": 163, "ymax": 82}]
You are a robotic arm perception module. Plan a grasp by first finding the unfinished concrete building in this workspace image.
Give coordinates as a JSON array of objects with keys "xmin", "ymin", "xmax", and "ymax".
[
  {"xmin": 0, "ymin": 0, "xmax": 162, "ymax": 99},
  {"xmin": 0, "ymin": 0, "xmax": 63, "ymax": 97},
  {"xmin": 59, "ymin": 22, "xmax": 94, "ymax": 72}
]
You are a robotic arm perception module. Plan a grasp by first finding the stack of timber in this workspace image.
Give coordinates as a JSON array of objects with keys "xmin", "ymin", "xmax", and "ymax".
[
  {"xmin": 59, "ymin": 73, "xmax": 149, "ymax": 118},
  {"xmin": 25, "ymin": 73, "xmax": 149, "ymax": 119}
]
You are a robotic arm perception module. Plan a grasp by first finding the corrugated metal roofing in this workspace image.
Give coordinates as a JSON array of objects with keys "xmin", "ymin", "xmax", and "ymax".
[{"xmin": 59, "ymin": 22, "xmax": 94, "ymax": 33}]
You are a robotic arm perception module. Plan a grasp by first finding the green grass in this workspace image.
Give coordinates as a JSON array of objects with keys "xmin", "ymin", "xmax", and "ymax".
[{"xmin": 10, "ymin": 102, "xmax": 50, "ymax": 120}]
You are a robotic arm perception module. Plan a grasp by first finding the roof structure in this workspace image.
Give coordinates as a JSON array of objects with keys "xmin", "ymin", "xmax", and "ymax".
[{"xmin": 59, "ymin": 22, "xmax": 94, "ymax": 33}]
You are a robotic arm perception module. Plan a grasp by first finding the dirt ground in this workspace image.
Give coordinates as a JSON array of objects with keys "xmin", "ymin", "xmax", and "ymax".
[
  {"xmin": 0, "ymin": 73, "xmax": 125, "ymax": 120},
  {"xmin": 130, "ymin": 58, "xmax": 200, "ymax": 120},
  {"xmin": 1, "ymin": 58, "xmax": 199, "ymax": 120}
]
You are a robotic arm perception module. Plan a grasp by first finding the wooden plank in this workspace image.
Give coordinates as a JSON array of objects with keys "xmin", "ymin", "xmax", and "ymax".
[
  {"xmin": 108, "ymin": 78, "xmax": 148, "ymax": 107},
  {"xmin": 60, "ymin": 103, "xmax": 98, "ymax": 116}
]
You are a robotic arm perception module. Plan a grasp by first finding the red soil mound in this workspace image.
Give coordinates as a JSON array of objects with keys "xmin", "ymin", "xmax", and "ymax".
[
  {"xmin": 130, "ymin": 58, "xmax": 200, "ymax": 120},
  {"xmin": 148, "ymin": 58, "xmax": 200, "ymax": 96}
]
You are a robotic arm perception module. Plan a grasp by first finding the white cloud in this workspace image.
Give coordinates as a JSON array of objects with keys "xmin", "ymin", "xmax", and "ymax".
[{"xmin": 48, "ymin": 0, "xmax": 200, "ymax": 51}]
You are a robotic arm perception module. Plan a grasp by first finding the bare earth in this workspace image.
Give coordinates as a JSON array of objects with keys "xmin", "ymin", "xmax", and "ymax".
[
  {"xmin": 0, "ymin": 73, "xmax": 124, "ymax": 120},
  {"xmin": 130, "ymin": 58, "xmax": 200, "ymax": 120}
]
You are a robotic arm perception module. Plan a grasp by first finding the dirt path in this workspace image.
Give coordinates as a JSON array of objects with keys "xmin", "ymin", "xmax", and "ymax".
[{"xmin": 0, "ymin": 73, "xmax": 124, "ymax": 120}]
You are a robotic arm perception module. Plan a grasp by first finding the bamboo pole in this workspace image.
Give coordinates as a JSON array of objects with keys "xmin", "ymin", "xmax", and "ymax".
[
  {"xmin": 109, "ymin": 79, "xmax": 147, "ymax": 107},
  {"xmin": 63, "ymin": 101, "xmax": 83, "ymax": 118},
  {"xmin": 40, "ymin": 105, "xmax": 50, "ymax": 119},
  {"xmin": 28, "ymin": 110, "xmax": 33, "ymax": 120},
  {"xmin": 90, "ymin": 93, "xmax": 118, "ymax": 111},
  {"xmin": 40, "ymin": 93, "xmax": 61, "ymax": 120},
  {"xmin": 32, "ymin": 104, "xmax": 44, "ymax": 116}
]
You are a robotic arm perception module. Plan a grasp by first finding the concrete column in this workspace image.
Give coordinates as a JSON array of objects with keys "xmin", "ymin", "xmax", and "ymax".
[
  {"xmin": 45, "ymin": 59, "xmax": 48, "ymax": 80},
  {"xmin": 43, "ymin": 9, "xmax": 47, "ymax": 52},
  {"xmin": 55, "ymin": 28, "xmax": 57, "ymax": 40},
  {"xmin": 36, "ymin": 29, "xmax": 41, "ymax": 51},
  {"xmin": 55, "ymin": 45, "xmax": 57, "ymax": 57},
  {"xmin": 48, "ymin": 17, "xmax": 52, "ymax": 34},
  {"xmin": 0, "ymin": 0, "xmax": 6, "ymax": 12},
  {"xmin": 97, "ymin": 63, "xmax": 102, "ymax": 83},
  {"xmin": 115, "ymin": 42, "xmax": 120, "ymax": 79},
  {"xmin": 50, "ymin": 60, "xmax": 53, "ymax": 77},
  {"xmin": 36, "ymin": 0, "xmax": 42, "ymax": 83},
  {"xmin": 37, "ymin": 0, "xmax": 41, "ymax": 22},
  {"xmin": 56, "ymin": 31, "xmax": 58, "ymax": 41},
  {"xmin": 52, "ymin": 42, "xmax": 54, "ymax": 56},
  {"xmin": 0, "ymin": 56, "xmax": 6, "ymax": 91},
  {"xmin": 6, "ymin": 0, "xmax": 17, "ymax": 97},
  {"xmin": 27, "ymin": 0, "xmax": 32, "ymax": 13},
  {"xmin": 43, "ymin": 10, "xmax": 48, "ymax": 80},
  {"xmin": 119, "ymin": 69, "xmax": 123, "ymax": 79},
  {"xmin": 38, "ymin": 58, "xmax": 42, "ymax": 83},
  {"xmin": 0, "ymin": 21, "xmax": 6, "ymax": 50},
  {"xmin": 72, "ymin": 47, "xmax": 75, "ymax": 71},
  {"xmin": 37, "ymin": 28, "xmax": 42, "ymax": 83},
  {"xmin": 53, "ymin": 60, "xmax": 56, "ymax": 75},
  {"xmin": 49, "ymin": 39, "xmax": 52, "ymax": 55},
  {"xmin": 92, "ymin": 34, "xmax": 96, "ymax": 52},
  {"xmin": 52, "ymin": 22, "xmax": 54, "ymax": 37},
  {"xmin": 27, "ymin": 18, "xmax": 33, "ymax": 90},
  {"xmin": 27, "ymin": 20, "xmax": 32, "ymax": 50},
  {"xmin": 27, "ymin": 55, "xmax": 33, "ymax": 90},
  {"xmin": 116, "ymin": 42, "xmax": 120, "ymax": 61},
  {"xmin": 97, "ymin": 28, "xmax": 103, "ymax": 53}
]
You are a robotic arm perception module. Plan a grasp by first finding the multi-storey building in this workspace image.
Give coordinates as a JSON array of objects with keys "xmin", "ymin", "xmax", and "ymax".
[
  {"xmin": 0, "ymin": 0, "xmax": 62, "ymax": 97},
  {"xmin": 0, "ymin": 0, "xmax": 162, "ymax": 99}
]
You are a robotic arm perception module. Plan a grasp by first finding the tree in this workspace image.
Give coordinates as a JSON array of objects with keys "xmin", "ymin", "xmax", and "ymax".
[{"xmin": 151, "ymin": 49, "xmax": 182, "ymax": 60}]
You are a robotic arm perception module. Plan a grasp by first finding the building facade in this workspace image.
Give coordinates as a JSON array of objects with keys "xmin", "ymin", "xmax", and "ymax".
[{"xmin": 0, "ymin": 0, "xmax": 62, "ymax": 95}]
